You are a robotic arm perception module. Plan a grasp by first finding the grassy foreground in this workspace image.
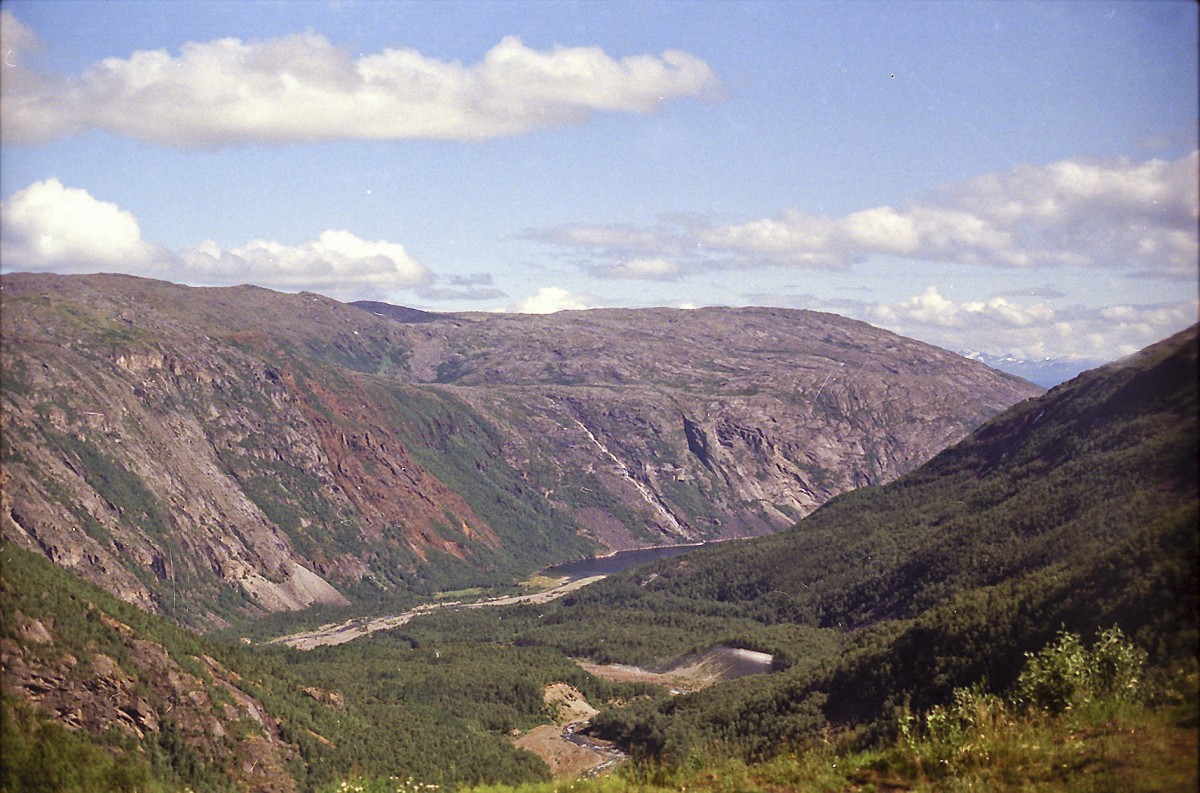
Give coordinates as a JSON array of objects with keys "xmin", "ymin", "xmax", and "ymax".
[
  {"xmin": 333, "ymin": 700, "xmax": 1194, "ymax": 793},
  {"xmin": 328, "ymin": 631, "xmax": 1199, "ymax": 793}
]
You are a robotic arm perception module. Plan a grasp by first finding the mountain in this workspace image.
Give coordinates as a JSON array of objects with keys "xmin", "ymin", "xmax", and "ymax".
[
  {"xmin": 0, "ymin": 286, "xmax": 1191, "ymax": 791},
  {"xmin": 960, "ymin": 350, "xmax": 1104, "ymax": 388},
  {"xmin": 0, "ymin": 273, "xmax": 1040, "ymax": 627},
  {"xmin": 0, "ymin": 543, "xmax": 587, "ymax": 791},
  {"xmin": 535, "ymin": 325, "xmax": 1198, "ymax": 757},
  {"xmin": 633, "ymin": 324, "xmax": 1197, "ymax": 633}
]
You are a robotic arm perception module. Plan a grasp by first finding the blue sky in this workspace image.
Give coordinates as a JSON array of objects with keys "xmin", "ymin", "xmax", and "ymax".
[{"xmin": 1, "ymin": 0, "xmax": 1196, "ymax": 367}]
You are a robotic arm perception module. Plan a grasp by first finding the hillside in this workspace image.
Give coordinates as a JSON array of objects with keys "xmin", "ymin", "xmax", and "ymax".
[
  {"xmin": 0, "ymin": 273, "xmax": 1039, "ymax": 627},
  {"xmin": 505, "ymin": 325, "xmax": 1198, "ymax": 758},
  {"xmin": 627, "ymin": 323, "xmax": 1198, "ymax": 630},
  {"xmin": 0, "ymin": 542, "xmax": 657, "ymax": 791},
  {"xmin": 0, "ymin": 323, "xmax": 1192, "ymax": 792}
]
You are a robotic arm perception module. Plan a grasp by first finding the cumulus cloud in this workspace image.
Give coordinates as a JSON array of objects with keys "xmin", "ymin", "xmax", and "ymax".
[
  {"xmin": 533, "ymin": 151, "xmax": 1199, "ymax": 280},
  {"xmin": 179, "ymin": 229, "xmax": 430, "ymax": 298},
  {"xmin": 0, "ymin": 11, "xmax": 719, "ymax": 147},
  {"xmin": 514, "ymin": 286, "xmax": 593, "ymax": 314},
  {"xmin": 870, "ymin": 286, "xmax": 1055, "ymax": 330},
  {"xmin": 0, "ymin": 180, "xmax": 430, "ymax": 301},
  {"xmin": 740, "ymin": 286, "xmax": 1195, "ymax": 362},
  {"xmin": 0, "ymin": 179, "xmax": 165, "ymax": 272},
  {"xmin": 864, "ymin": 287, "xmax": 1196, "ymax": 361}
]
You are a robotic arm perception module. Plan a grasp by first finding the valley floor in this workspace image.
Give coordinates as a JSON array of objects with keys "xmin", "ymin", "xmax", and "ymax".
[
  {"xmin": 579, "ymin": 646, "xmax": 776, "ymax": 694},
  {"xmin": 270, "ymin": 575, "xmax": 606, "ymax": 649}
]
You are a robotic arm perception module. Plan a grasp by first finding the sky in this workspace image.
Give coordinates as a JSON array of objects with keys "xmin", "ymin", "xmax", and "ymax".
[{"xmin": 1, "ymin": 0, "xmax": 1197, "ymax": 370}]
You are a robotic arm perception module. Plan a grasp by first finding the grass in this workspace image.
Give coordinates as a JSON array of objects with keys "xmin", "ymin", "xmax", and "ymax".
[
  {"xmin": 454, "ymin": 657, "xmax": 1198, "ymax": 793},
  {"xmin": 521, "ymin": 575, "xmax": 570, "ymax": 592},
  {"xmin": 454, "ymin": 699, "xmax": 1196, "ymax": 792}
]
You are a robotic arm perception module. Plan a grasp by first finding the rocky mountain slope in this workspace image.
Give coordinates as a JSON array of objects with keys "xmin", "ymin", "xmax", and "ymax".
[
  {"xmin": 1, "ymin": 545, "xmax": 315, "ymax": 792},
  {"xmin": 0, "ymin": 273, "xmax": 1040, "ymax": 626},
  {"xmin": 618, "ymin": 323, "xmax": 1198, "ymax": 633},
  {"xmin": 544, "ymin": 325, "xmax": 1197, "ymax": 757},
  {"xmin": 359, "ymin": 301, "xmax": 1042, "ymax": 541},
  {"xmin": 0, "ymin": 543, "xmax": 574, "ymax": 791}
]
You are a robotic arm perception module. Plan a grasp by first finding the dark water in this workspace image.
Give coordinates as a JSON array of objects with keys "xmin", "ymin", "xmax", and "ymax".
[{"xmin": 543, "ymin": 543, "xmax": 705, "ymax": 580}]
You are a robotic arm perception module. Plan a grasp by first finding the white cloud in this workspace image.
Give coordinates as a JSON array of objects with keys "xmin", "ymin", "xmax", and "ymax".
[
  {"xmin": 873, "ymin": 286, "xmax": 963, "ymax": 327},
  {"xmin": 604, "ymin": 257, "xmax": 683, "ymax": 279},
  {"xmin": 0, "ymin": 180, "xmax": 431, "ymax": 301},
  {"xmin": 871, "ymin": 287, "xmax": 1056, "ymax": 330},
  {"xmin": 759, "ymin": 286, "xmax": 1195, "ymax": 362},
  {"xmin": 712, "ymin": 153, "xmax": 1197, "ymax": 273},
  {"xmin": 179, "ymin": 229, "xmax": 430, "ymax": 299},
  {"xmin": 0, "ymin": 12, "xmax": 719, "ymax": 147},
  {"xmin": 514, "ymin": 286, "xmax": 593, "ymax": 314},
  {"xmin": 864, "ymin": 286, "xmax": 1196, "ymax": 361},
  {"xmin": 841, "ymin": 206, "xmax": 920, "ymax": 254},
  {"xmin": 700, "ymin": 210, "xmax": 846, "ymax": 267},
  {"xmin": 0, "ymin": 9, "xmax": 36, "ymax": 55},
  {"xmin": 0, "ymin": 12, "xmax": 69, "ymax": 145},
  {"xmin": 0, "ymin": 179, "xmax": 165, "ymax": 272},
  {"xmin": 534, "ymin": 151, "xmax": 1199, "ymax": 280}
]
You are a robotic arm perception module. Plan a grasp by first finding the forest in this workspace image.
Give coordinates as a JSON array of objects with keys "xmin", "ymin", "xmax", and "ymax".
[{"xmin": 1, "ymin": 326, "xmax": 1196, "ymax": 791}]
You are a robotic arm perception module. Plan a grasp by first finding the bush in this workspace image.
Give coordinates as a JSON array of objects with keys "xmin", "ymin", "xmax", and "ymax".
[
  {"xmin": 895, "ymin": 627, "xmax": 1151, "ymax": 780},
  {"xmin": 1014, "ymin": 626, "xmax": 1146, "ymax": 714}
]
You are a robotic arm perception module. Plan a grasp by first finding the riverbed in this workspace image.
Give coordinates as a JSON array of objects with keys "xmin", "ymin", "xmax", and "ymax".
[
  {"xmin": 270, "ymin": 574, "xmax": 605, "ymax": 650},
  {"xmin": 272, "ymin": 541, "xmax": 712, "ymax": 649}
]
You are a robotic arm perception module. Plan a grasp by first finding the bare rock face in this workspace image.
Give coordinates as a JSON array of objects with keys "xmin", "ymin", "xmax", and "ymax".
[
  {"xmin": 0, "ymin": 274, "xmax": 1041, "ymax": 624},
  {"xmin": 383, "ymin": 306, "xmax": 1042, "ymax": 546}
]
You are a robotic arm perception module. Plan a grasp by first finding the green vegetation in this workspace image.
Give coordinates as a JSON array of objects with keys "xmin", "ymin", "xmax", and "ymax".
[
  {"xmin": 456, "ymin": 328, "xmax": 1197, "ymax": 762},
  {"xmin": 302, "ymin": 337, "xmax": 410, "ymax": 376},
  {"xmin": 39, "ymin": 431, "xmax": 173, "ymax": 543},
  {"xmin": 457, "ymin": 630, "xmax": 1197, "ymax": 793},
  {"xmin": 378, "ymin": 384, "xmax": 597, "ymax": 576},
  {"xmin": 0, "ymin": 545, "xmax": 655, "ymax": 792},
  {"xmin": 2, "ymin": 277, "xmax": 1195, "ymax": 793},
  {"xmin": 269, "ymin": 636, "xmax": 655, "ymax": 787},
  {"xmin": 1, "ymin": 697, "xmax": 166, "ymax": 793}
]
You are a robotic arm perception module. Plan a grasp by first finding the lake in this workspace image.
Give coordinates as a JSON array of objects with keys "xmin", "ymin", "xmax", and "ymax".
[{"xmin": 542, "ymin": 543, "xmax": 706, "ymax": 580}]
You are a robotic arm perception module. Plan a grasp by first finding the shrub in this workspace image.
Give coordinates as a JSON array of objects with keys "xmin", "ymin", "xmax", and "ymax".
[{"xmin": 1014, "ymin": 626, "xmax": 1146, "ymax": 714}]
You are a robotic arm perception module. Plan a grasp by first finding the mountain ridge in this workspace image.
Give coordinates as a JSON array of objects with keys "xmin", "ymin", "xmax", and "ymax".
[
  {"xmin": 1, "ymin": 272, "xmax": 1041, "ymax": 626},
  {"xmin": 960, "ymin": 349, "xmax": 1106, "ymax": 388}
]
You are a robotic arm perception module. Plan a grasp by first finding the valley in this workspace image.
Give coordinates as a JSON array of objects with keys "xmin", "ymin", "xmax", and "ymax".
[
  {"xmin": 0, "ymin": 273, "xmax": 1039, "ymax": 627},
  {"xmin": 272, "ymin": 542, "xmax": 715, "ymax": 649},
  {"xmin": 270, "ymin": 574, "xmax": 606, "ymax": 650},
  {"xmin": 0, "ymin": 275, "xmax": 1195, "ymax": 793},
  {"xmin": 3, "ymin": 3, "xmax": 1195, "ymax": 789}
]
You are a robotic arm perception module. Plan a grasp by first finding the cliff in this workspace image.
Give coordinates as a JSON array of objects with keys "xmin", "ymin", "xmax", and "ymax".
[{"xmin": 0, "ymin": 273, "xmax": 1041, "ymax": 626}]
